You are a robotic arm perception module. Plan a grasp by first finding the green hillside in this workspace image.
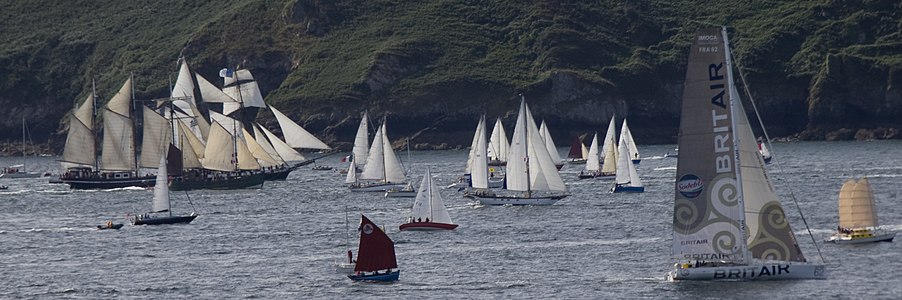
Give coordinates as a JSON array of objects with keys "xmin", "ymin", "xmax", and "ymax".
[{"xmin": 1, "ymin": 0, "xmax": 900, "ymax": 152}]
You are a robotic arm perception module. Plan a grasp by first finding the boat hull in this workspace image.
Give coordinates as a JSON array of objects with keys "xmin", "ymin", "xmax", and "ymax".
[
  {"xmin": 612, "ymin": 185, "xmax": 645, "ymax": 193},
  {"xmin": 0, "ymin": 172, "xmax": 42, "ymax": 179},
  {"xmin": 62, "ymin": 176, "xmax": 156, "ymax": 190},
  {"xmin": 348, "ymin": 270, "xmax": 400, "ymax": 282},
  {"xmin": 828, "ymin": 232, "xmax": 895, "ymax": 244},
  {"xmin": 666, "ymin": 263, "xmax": 827, "ymax": 281},
  {"xmin": 349, "ymin": 182, "xmax": 408, "ymax": 192},
  {"xmin": 577, "ymin": 172, "xmax": 615, "ymax": 180},
  {"xmin": 632, "ymin": 159, "xmax": 641, "ymax": 164},
  {"xmin": 96, "ymin": 223, "xmax": 124, "ymax": 230},
  {"xmin": 384, "ymin": 190, "xmax": 417, "ymax": 198},
  {"xmin": 465, "ymin": 192, "xmax": 567, "ymax": 206},
  {"xmin": 263, "ymin": 168, "xmax": 292, "ymax": 181},
  {"xmin": 399, "ymin": 222, "xmax": 458, "ymax": 231},
  {"xmin": 334, "ymin": 261, "xmax": 356, "ymax": 274},
  {"xmin": 133, "ymin": 215, "xmax": 197, "ymax": 225},
  {"xmin": 169, "ymin": 174, "xmax": 265, "ymax": 191}
]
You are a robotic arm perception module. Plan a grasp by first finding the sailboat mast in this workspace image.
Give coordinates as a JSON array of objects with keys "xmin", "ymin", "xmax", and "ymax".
[
  {"xmin": 521, "ymin": 95, "xmax": 531, "ymax": 198},
  {"xmin": 722, "ymin": 27, "xmax": 750, "ymax": 264},
  {"xmin": 130, "ymin": 73, "xmax": 140, "ymax": 176},
  {"xmin": 21, "ymin": 116, "xmax": 26, "ymax": 172},
  {"xmin": 230, "ymin": 67, "xmax": 242, "ymax": 171},
  {"xmin": 92, "ymin": 78, "xmax": 99, "ymax": 171}
]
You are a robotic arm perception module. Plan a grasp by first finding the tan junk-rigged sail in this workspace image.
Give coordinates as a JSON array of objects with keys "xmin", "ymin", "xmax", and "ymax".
[{"xmin": 839, "ymin": 178, "xmax": 878, "ymax": 228}]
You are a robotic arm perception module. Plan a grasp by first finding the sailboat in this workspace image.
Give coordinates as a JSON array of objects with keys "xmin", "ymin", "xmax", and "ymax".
[
  {"xmin": 611, "ymin": 121, "xmax": 644, "ymax": 193},
  {"xmin": 348, "ymin": 214, "xmax": 400, "ymax": 282},
  {"xmin": 487, "ymin": 118, "xmax": 509, "ymax": 166},
  {"xmin": 539, "ymin": 121, "xmax": 564, "ymax": 170},
  {"xmin": 621, "ymin": 119, "xmax": 641, "ymax": 164},
  {"xmin": 565, "ymin": 135, "xmax": 589, "ymax": 165},
  {"xmin": 578, "ymin": 132, "xmax": 602, "ymax": 179},
  {"xmin": 59, "ymin": 77, "xmax": 157, "ymax": 189},
  {"xmin": 335, "ymin": 207, "xmax": 356, "ymax": 274},
  {"xmin": 400, "ymin": 168, "xmax": 458, "ymax": 231},
  {"xmin": 828, "ymin": 178, "xmax": 895, "ymax": 244},
  {"xmin": 349, "ymin": 119, "xmax": 409, "ymax": 192},
  {"xmin": 464, "ymin": 97, "xmax": 569, "ymax": 206},
  {"xmin": 132, "ymin": 154, "xmax": 197, "ymax": 225},
  {"xmin": 757, "ymin": 138, "xmax": 772, "ymax": 164},
  {"xmin": 342, "ymin": 112, "xmax": 370, "ymax": 175},
  {"xmin": 1, "ymin": 118, "xmax": 42, "ymax": 178},
  {"xmin": 450, "ymin": 115, "xmax": 503, "ymax": 190},
  {"xmin": 666, "ymin": 27, "xmax": 826, "ymax": 281},
  {"xmin": 596, "ymin": 117, "xmax": 618, "ymax": 179}
]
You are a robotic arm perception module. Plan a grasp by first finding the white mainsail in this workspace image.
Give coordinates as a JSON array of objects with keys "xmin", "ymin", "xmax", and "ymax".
[
  {"xmin": 258, "ymin": 124, "xmax": 306, "ymax": 163},
  {"xmin": 361, "ymin": 121, "xmax": 406, "ymax": 183},
  {"xmin": 252, "ymin": 124, "xmax": 286, "ymax": 165},
  {"xmin": 62, "ymin": 93, "xmax": 96, "ymax": 168},
  {"xmin": 600, "ymin": 117, "xmax": 618, "ymax": 174},
  {"xmin": 140, "ymin": 107, "xmax": 173, "ymax": 168},
  {"xmin": 270, "ymin": 106, "xmax": 331, "ymax": 150},
  {"xmin": 171, "ymin": 60, "xmax": 210, "ymax": 141},
  {"xmin": 505, "ymin": 100, "xmax": 567, "ymax": 193},
  {"xmin": 242, "ymin": 127, "xmax": 280, "ymax": 167},
  {"xmin": 197, "ymin": 73, "xmax": 238, "ymax": 104},
  {"xmin": 487, "ymin": 118, "xmax": 509, "ymax": 163},
  {"xmin": 621, "ymin": 119, "xmax": 639, "ymax": 162},
  {"xmin": 467, "ymin": 115, "xmax": 489, "ymax": 189},
  {"xmin": 539, "ymin": 121, "xmax": 562, "ymax": 166},
  {"xmin": 100, "ymin": 78, "xmax": 136, "ymax": 171},
  {"xmin": 178, "ymin": 123, "xmax": 203, "ymax": 169},
  {"xmin": 410, "ymin": 168, "xmax": 454, "ymax": 225},
  {"xmin": 222, "ymin": 69, "xmax": 266, "ymax": 115},
  {"xmin": 352, "ymin": 112, "xmax": 369, "ymax": 170},
  {"xmin": 614, "ymin": 126, "xmax": 642, "ymax": 188},
  {"xmin": 235, "ymin": 130, "xmax": 260, "ymax": 171},
  {"xmin": 178, "ymin": 121, "xmax": 206, "ymax": 161},
  {"xmin": 345, "ymin": 157, "xmax": 358, "ymax": 184},
  {"xmin": 202, "ymin": 121, "xmax": 237, "ymax": 171},
  {"xmin": 152, "ymin": 155, "xmax": 170, "ymax": 213},
  {"xmin": 585, "ymin": 133, "xmax": 600, "ymax": 172}
]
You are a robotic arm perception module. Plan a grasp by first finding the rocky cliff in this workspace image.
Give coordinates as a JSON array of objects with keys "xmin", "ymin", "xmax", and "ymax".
[{"xmin": 1, "ymin": 0, "xmax": 900, "ymax": 154}]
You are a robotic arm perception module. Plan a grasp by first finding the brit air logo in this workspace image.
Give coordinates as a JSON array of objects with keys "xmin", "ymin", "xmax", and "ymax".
[{"xmin": 678, "ymin": 174, "xmax": 704, "ymax": 198}]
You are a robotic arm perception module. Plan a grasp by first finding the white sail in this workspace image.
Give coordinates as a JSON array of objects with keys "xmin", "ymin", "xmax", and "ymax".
[
  {"xmin": 505, "ymin": 103, "xmax": 529, "ymax": 191},
  {"xmin": 178, "ymin": 124, "xmax": 203, "ymax": 169},
  {"xmin": 242, "ymin": 127, "xmax": 280, "ymax": 167},
  {"xmin": 223, "ymin": 69, "xmax": 266, "ymax": 115},
  {"xmin": 152, "ymin": 155, "xmax": 170, "ymax": 213},
  {"xmin": 209, "ymin": 111, "xmax": 239, "ymax": 135},
  {"xmin": 270, "ymin": 106, "xmax": 331, "ymax": 150},
  {"xmin": 580, "ymin": 143, "xmax": 589, "ymax": 160},
  {"xmin": 506, "ymin": 100, "xmax": 566, "ymax": 193},
  {"xmin": 178, "ymin": 121, "xmax": 206, "ymax": 160},
  {"xmin": 600, "ymin": 117, "xmax": 618, "ymax": 174},
  {"xmin": 361, "ymin": 121, "xmax": 406, "ymax": 183},
  {"xmin": 615, "ymin": 126, "xmax": 642, "ymax": 188},
  {"xmin": 380, "ymin": 123, "xmax": 406, "ymax": 183},
  {"xmin": 140, "ymin": 107, "xmax": 172, "ymax": 168},
  {"xmin": 468, "ymin": 115, "xmax": 489, "ymax": 189},
  {"xmin": 838, "ymin": 178, "xmax": 878, "ymax": 228},
  {"xmin": 259, "ymin": 124, "xmax": 306, "ymax": 162},
  {"xmin": 487, "ymin": 118, "xmax": 509, "ymax": 163},
  {"xmin": 352, "ymin": 112, "xmax": 369, "ymax": 169},
  {"xmin": 106, "ymin": 78, "xmax": 132, "ymax": 118},
  {"xmin": 585, "ymin": 133, "xmax": 600, "ymax": 172},
  {"xmin": 526, "ymin": 106, "xmax": 566, "ymax": 192},
  {"xmin": 622, "ymin": 119, "xmax": 639, "ymax": 162},
  {"xmin": 411, "ymin": 168, "xmax": 453, "ymax": 224},
  {"xmin": 197, "ymin": 73, "xmax": 238, "ymax": 104},
  {"xmin": 252, "ymin": 124, "xmax": 285, "ymax": 164},
  {"xmin": 345, "ymin": 157, "xmax": 358, "ymax": 184},
  {"xmin": 235, "ymin": 131, "xmax": 260, "ymax": 170},
  {"xmin": 62, "ymin": 93, "xmax": 96, "ymax": 167},
  {"xmin": 101, "ymin": 109, "xmax": 135, "ymax": 171},
  {"xmin": 539, "ymin": 121, "xmax": 562, "ymax": 166},
  {"xmin": 202, "ymin": 121, "xmax": 236, "ymax": 171}
]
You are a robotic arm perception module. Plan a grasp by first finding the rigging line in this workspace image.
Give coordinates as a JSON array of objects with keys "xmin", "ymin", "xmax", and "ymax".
[{"xmin": 731, "ymin": 51, "xmax": 827, "ymax": 264}]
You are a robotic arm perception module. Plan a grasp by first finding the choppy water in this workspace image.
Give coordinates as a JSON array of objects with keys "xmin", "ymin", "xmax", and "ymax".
[{"xmin": 1, "ymin": 141, "xmax": 901, "ymax": 299}]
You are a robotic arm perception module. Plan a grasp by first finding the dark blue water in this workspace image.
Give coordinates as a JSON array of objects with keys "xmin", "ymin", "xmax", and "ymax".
[{"xmin": 1, "ymin": 141, "xmax": 900, "ymax": 298}]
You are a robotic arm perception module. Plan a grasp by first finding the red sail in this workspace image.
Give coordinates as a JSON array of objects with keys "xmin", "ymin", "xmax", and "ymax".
[
  {"xmin": 567, "ymin": 136, "xmax": 584, "ymax": 158},
  {"xmin": 354, "ymin": 214, "xmax": 398, "ymax": 272}
]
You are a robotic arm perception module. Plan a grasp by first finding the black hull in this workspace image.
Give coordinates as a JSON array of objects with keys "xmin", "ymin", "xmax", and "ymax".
[
  {"xmin": 133, "ymin": 215, "xmax": 197, "ymax": 225},
  {"xmin": 170, "ymin": 173, "xmax": 265, "ymax": 191},
  {"xmin": 62, "ymin": 176, "xmax": 156, "ymax": 190},
  {"xmin": 96, "ymin": 223, "xmax": 124, "ymax": 230},
  {"xmin": 264, "ymin": 168, "xmax": 292, "ymax": 181}
]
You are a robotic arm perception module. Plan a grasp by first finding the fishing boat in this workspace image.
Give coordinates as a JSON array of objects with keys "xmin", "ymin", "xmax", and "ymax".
[
  {"xmin": 132, "ymin": 155, "xmax": 198, "ymax": 225},
  {"xmin": 487, "ymin": 118, "xmax": 509, "ymax": 166},
  {"xmin": 621, "ymin": 119, "xmax": 641, "ymax": 164},
  {"xmin": 578, "ymin": 132, "xmax": 602, "ymax": 179},
  {"xmin": 828, "ymin": 178, "xmax": 895, "ymax": 244},
  {"xmin": 539, "ymin": 121, "xmax": 564, "ymax": 170},
  {"xmin": 566, "ymin": 135, "xmax": 589, "ymax": 165},
  {"xmin": 348, "ymin": 214, "xmax": 400, "ymax": 282},
  {"xmin": 348, "ymin": 119, "xmax": 408, "ymax": 192},
  {"xmin": 1, "ymin": 118, "xmax": 42, "ymax": 179},
  {"xmin": 611, "ymin": 122, "xmax": 644, "ymax": 193},
  {"xmin": 464, "ymin": 97, "xmax": 569, "ymax": 206},
  {"xmin": 666, "ymin": 27, "xmax": 826, "ymax": 281},
  {"xmin": 400, "ymin": 168, "xmax": 458, "ymax": 231},
  {"xmin": 59, "ymin": 77, "xmax": 157, "ymax": 189}
]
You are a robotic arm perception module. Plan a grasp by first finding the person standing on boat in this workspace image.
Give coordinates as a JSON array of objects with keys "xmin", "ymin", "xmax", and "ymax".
[{"xmin": 347, "ymin": 250, "xmax": 354, "ymax": 263}]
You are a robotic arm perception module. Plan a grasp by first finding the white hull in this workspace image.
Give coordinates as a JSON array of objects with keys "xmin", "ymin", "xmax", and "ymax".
[
  {"xmin": 464, "ymin": 192, "xmax": 566, "ymax": 206},
  {"xmin": 828, "ymin": 232, "xmax": 895, "ymax": 244},
  {"xmin": 334, "ymin": 261, "xmax": 356, "ymax": 274},
  {"xmin": 349, "ymin": 182, "xmax": 408, "ymax": 192},
  {"xmin": 0, "ymin": 172, "xmax": 43, "ymax": 179},
  {"xmin": 666, "ymin": 263, "xmax": 827, "ymax": 281}
]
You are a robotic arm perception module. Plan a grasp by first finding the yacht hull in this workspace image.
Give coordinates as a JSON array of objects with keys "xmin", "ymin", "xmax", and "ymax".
[{"xmin": 666, "ymin": 263, "xmax": 827, "ymax": 281}]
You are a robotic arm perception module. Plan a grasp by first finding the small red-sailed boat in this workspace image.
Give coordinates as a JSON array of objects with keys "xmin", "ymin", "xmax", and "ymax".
[
  {"xmin": 399, "ymin": 168, "xmax": 458, "ymax": 231},
  {"xmin": 348, "ymin": 214, "xmax": 399, "ymax": 282}
]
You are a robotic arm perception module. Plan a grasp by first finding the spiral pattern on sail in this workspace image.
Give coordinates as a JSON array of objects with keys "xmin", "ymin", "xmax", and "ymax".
[
  {"xmin": 712, "ymin": 230, "xmax": 739, "ymax": 255},
  {"xmin": 673, "ymin": 199, "xmax": 703, "ymax": 233},
  {"xmin": 748, "ymin": 201, "xmax": 806, "ymax": 262}
]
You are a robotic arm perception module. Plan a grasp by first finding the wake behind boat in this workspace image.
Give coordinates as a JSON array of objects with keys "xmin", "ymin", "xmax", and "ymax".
[{"xmin": 666, "ymin": 27, "xmax": 825, "ymax": 281}]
